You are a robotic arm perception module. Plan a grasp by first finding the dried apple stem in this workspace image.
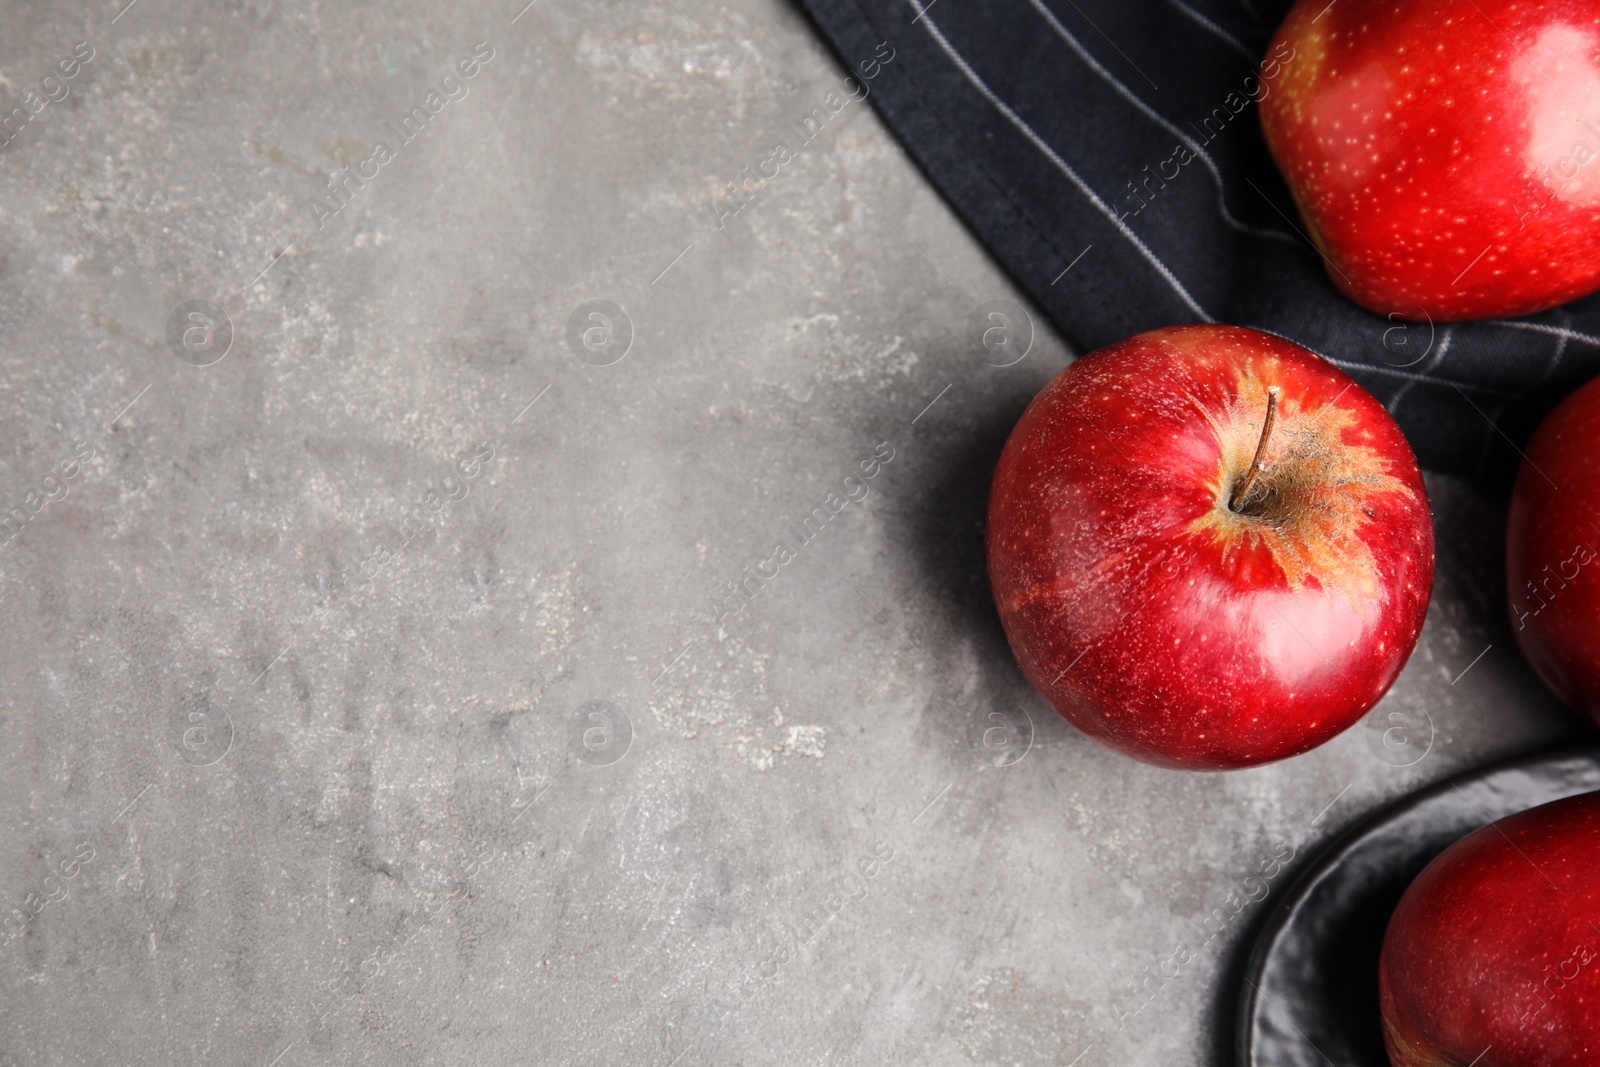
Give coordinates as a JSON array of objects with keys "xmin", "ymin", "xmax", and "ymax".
[{"xmin": 1230, "ymin": 387, "xmax": 1280, "ymax": 513}]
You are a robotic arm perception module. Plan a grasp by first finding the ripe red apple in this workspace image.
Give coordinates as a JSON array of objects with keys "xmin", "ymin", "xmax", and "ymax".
[
  {"xmin": 1379, "ymin": 790, "xmax": 1600, "ymax": 1067},
  {"xmin": 1261, "ymin": 0, "xmax": 1600, "ymax": 320},
  {"xmin": 1507, "ymin": 375, "xmax": 1600, "ymax": 722},
  {"xmin": 986, "ymin": 325, "xmax": 1433, "ymax": 769}
]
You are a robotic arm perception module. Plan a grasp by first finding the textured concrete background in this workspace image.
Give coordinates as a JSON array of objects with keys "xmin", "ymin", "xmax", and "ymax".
[{"xmin": 0, "ymin": 1, "xmax": 1593, "ymax": 1065}]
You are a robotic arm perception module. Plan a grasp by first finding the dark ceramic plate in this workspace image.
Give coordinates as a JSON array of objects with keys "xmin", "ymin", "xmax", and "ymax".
[{"xmin": 1237, "ymin": 748, "xmax": 1600, "ymax": 1067}]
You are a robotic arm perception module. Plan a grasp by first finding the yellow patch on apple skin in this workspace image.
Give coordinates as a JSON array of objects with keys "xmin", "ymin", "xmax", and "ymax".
[
  {"xmin": 1380, "ymin": 1014, "xmax": 1459, "ymax": 1067},
  {"xmin": 1188, "ymin": 364, "xmax": 1414, "ymax": 605},
  {"xmin": 1272, "ymin": 23, "xmax": 1326, "ymax": 128}
]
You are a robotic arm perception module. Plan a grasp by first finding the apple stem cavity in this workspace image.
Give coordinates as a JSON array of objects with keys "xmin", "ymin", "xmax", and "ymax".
[{"xmin": 1230, "ymin": 387, "xmax": 1281, "ymax": 515}]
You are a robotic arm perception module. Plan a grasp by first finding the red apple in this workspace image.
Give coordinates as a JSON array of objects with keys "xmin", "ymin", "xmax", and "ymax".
[
  {"xmin": 986, "ymin": 325, "xmax": 1433, "ymax": 769},
  {"xmin": 1507, "ymin": 375, "xmax": 1600, "ymax": 722},
  {"xmin": 1379, "ymin": 790, "xmax": 1600, "ymax": 1067},
  {"xmin": 1261, "ymin": 0, "xmax": 1600, "ymax": 321}
]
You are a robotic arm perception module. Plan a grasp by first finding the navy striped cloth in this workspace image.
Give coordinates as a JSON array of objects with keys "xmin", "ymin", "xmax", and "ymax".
[{"xmin": 793, "ymin": 0, "xmax": 1600, "ymax": 479}]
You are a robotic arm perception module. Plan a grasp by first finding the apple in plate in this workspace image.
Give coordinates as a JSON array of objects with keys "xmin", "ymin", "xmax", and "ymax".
[{"xmin": 1380, "ymin": 790, "xmax": 1600, "ymax": 1066}]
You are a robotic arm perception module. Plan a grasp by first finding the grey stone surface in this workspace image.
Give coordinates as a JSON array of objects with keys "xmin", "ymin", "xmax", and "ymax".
[{"xmin": 0, "ymin": 1, "xmax": 1591, "ymax": 1065}]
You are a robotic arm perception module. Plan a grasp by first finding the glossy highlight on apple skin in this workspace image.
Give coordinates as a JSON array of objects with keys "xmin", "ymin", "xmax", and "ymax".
[
  {"xmin": 1507, "ymin": 374, "xmax": 1600, "ymax": 724},
  {"xmin": 1379, "ymin": 791, "xmax": 1600, "ymax": 1067},
  {"xmin": 1261, "ymin": 0, "xmax": 1600, "ymax": 321},
  {"xmin": 986, "ymin": 326, "xmax": 1434, "ymax": 770}
]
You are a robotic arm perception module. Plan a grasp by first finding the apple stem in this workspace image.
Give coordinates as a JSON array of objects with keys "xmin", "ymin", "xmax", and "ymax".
[{"xmin": 1230, "ymin": 387, "xmax": 1280, "ymax": 513}]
